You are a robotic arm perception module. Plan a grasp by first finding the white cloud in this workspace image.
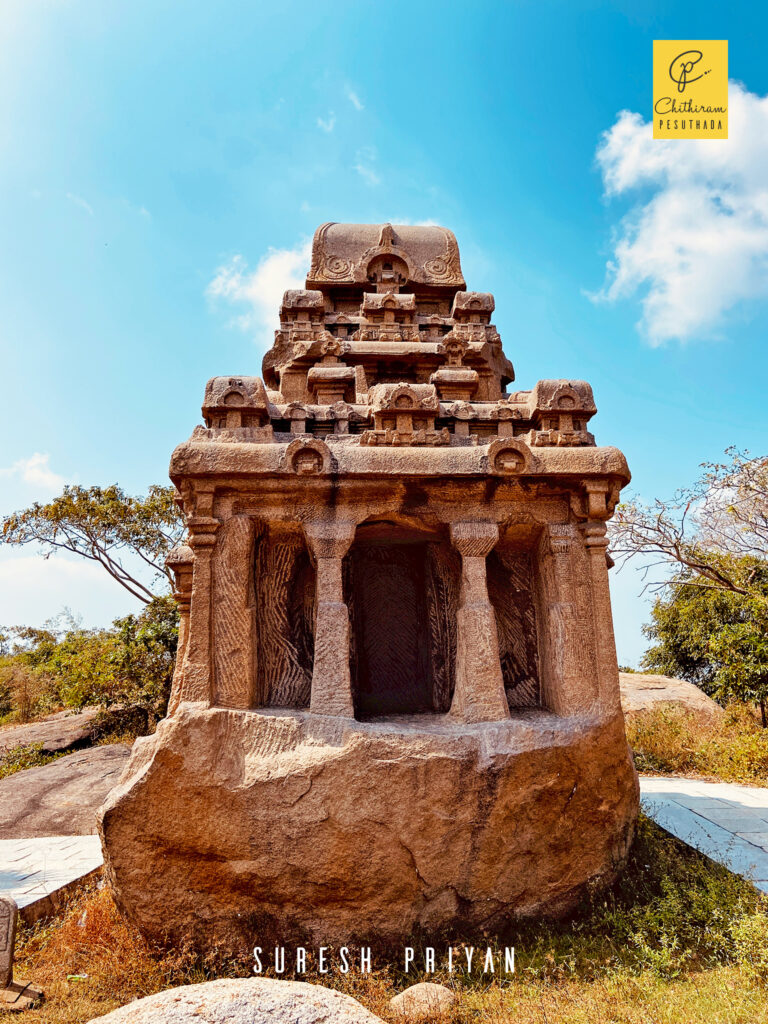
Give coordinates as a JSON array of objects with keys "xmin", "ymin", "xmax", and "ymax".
[
  {"xmin": 353, "ymin": 147, "xmax": 380, "ymax": 186},
  {"xmin": 0, "ymin": 453, "xmax": 66, "ymax": 493},
  {"xmin": 119, "ymin": 197, "xmax": 152, "ymax": 220},
  {"xmin": 0, "ymin": 553, "xmax": 139, "ymax": 630},
  {"xmin": 207, "ymin": 240, "xmax": 312, "ymax": 348},
  {"xmin": 354, "ymin": 163, "xmax": 380, "ymax": 186},
  {"xmin": 592, "ymin": 83, "xmax": 768, "ymax": 344},
  {"xmin": 66, "ymin": 192, "xmax": 94, "ymax": 216},
  {"xmin": 317, "ymin": 112, "xmax": 336, "ymax": 133},
  {"xmin": 346, "ymin": 87, "xmax": 364, "ymax": 111}
]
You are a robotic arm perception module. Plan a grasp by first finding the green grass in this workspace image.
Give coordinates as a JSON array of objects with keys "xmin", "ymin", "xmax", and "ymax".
[{"xmin": 0, "ymin": 741, "xmax": 68, "ymax": 780}]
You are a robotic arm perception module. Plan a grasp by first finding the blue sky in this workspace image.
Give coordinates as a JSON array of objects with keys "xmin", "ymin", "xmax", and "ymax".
[{"xmin": 1, "ymin": 0, "xmax": 767, "ymax": 665}]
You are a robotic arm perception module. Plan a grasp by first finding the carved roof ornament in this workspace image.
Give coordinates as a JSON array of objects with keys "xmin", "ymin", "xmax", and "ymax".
[
  {"xmin": 438, "ymin": 334, "xmax": 469, "ymax": 367},
  {"xmin": 280, "ymin": 436, "xmax": 334, "ymax": 475},
  {"xmin": 451, "ymin": 291, "xmax": 495, "ymax": 321},
  {"xmin": 307, "ymin": 222, "xmax": 465, "ymax": 289},
  {"xmin": 531, "ymin": 380, "xmax": 597, "ymax": 414},
  {"xmin": 378, "ymin": 223, "xmax": 394, "ymax": 248},
  {"xmin": 486, "ymin": 437, "xmax": 534, "ymax": 476},
  {"xmin": 319, "ymin": 333, "xmax": 349, "ymax": 363},
  {"xmin": 451, "ymin": 400, "xmax": 475, "ymax": 421}
]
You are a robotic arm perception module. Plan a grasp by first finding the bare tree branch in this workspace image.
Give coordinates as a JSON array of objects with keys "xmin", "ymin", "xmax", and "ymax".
[{"xmin": 1, "ymin": 484, "xmax": 185, "ymax": 605}]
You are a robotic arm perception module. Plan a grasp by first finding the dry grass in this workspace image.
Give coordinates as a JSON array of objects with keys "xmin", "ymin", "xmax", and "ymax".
[
  {"xmin": 14, "ymin": 886, "xmax": 209, "ymax": 1023},
  {"xmin": 627, "ymin": 703, "xmax": 768, "ymax": 784},
  {"xmin": 12, "ymin": 814, "xmax": 768, "ymax": 1024},
  {"xmin": 12, "ymin": 886, "xmax": 768, "ymax": 1024}
]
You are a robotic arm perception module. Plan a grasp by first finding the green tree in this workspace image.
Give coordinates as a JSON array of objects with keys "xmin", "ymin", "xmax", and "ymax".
[
  {"xmin": 1, "ymin": 484, "xmax": 185, "ymax": 603},
  {"xmin": 642, "ymin": 568, "xmax": 768, "ymax": 726}
]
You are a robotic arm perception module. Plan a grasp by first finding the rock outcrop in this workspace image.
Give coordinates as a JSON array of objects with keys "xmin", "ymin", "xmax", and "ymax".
[
  {"xmin": 619, "ymin": 673, "xmax": 723, "ymax": 724},
  {"xmin": 0, "ymin": 708, "xmax": 98, "ymax": 756},
  {"xmin": 100, "ymin": 705, "xmax": 638, "ymax": 951},
  {"xmin": 0, "ymin": 744, "xmax": 131, "ymax": 838}
]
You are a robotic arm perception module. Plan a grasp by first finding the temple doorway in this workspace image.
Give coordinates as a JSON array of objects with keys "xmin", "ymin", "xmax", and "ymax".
[{"xmin": 346, "ymin": 522, "xmax": 459, "ymax": 718}]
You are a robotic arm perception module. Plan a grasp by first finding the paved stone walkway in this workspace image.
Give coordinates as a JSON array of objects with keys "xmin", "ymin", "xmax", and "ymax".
[
  {"xmin": 0, "ymin": 836, "xmax": 103, "ymax": 919},
  {"xmin": 640, "ymin": 776, "xmax": 768, "ymax": 893}
]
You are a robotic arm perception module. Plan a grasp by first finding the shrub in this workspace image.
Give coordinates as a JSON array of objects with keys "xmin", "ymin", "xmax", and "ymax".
[
  {"xmin": 1, "ymin": 596, "xmax": 178, "ymax": 734},
  {"xmin": 627, "ymin": 704, "xmax": 768, "ymax": 784},
  {"xmin": 0, "ymin": 742, "xmax": 65, "ymax": 780},
  {"xmin": 730, "ymin": 913, "xmax": 768, "ymax": 981},
  {"xmin": 0, "ymin": 660, "xmax": 58, "ymax": 723}
]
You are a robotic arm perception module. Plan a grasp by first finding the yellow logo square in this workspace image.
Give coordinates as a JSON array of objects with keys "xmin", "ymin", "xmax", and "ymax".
[{"xmin": 653, "ymin": 40, "xmax": 728, "ymax": 139}]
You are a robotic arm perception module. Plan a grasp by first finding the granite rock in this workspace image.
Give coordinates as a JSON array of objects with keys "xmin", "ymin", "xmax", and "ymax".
[
  {"xmin": 86, "ymin": 978, "xmax": 383, "ymax": 1023},
  {"xmin": 0, "ymin": 709, "xmax": 98, "ymax": 755},
  {"xmin": 390, "ymin": 981, "xmax": 456, "ymax": 1017},
  {"xmin": 0, "ymin": 744, "xmax": 131, "ymax": 838},
  {"xmin": 619, "ymin": 672, "xmax": 724, "ymax": 723}
]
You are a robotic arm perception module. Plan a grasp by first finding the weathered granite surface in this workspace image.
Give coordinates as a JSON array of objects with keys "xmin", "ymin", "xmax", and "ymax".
[
  {"xmin": 390, "ymin": 981, "xmax": 455, "ymax": 1018},
  {"xmin": 0, "ymin": 893, "xmax": 43, "ymax": 1012},
  {"xmin": 619, "ymin": 672, "xmax": 723, "ymax": 723},
  {"xmin": 0, "ymin": 895, "xmax": 15, "ymax": 990},
  {"xmin": 0, "ymin": 745, "xmax": 130, "ymax": 838},
  {"xmin": 87, "ymin": 979, "xmax": 383, "ymax": 1023},
  {"xmin": 0, "ymin": 709, "xmax": 98, "ymax": 755}
]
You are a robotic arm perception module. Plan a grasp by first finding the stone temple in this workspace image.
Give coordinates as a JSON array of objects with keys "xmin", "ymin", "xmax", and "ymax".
[{"xmin": 100, "ymin": 223, "xmax": 639, "ymax": 950}]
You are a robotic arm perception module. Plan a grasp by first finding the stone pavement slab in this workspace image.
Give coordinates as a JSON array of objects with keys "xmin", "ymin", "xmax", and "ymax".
[
  {"xmin": 640, "ymin": 776, "xmax": 768, "ymax": 893},
  {"xmin": 0, "ymin": 836, "xmax": 103, "ymax": 922},
  {"xmin": 0, "ymin": 744, "xmax": 131, "ymax": 838}
]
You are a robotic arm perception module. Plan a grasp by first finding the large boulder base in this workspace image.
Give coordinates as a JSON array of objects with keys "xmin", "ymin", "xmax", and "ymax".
[
  {"xmin": 100, "ymin": 706, "xmax": 638, "ymax": 951},
  {"xmin": 87, "ymin": 978, "xmax": 383, "ymax": 1023}
]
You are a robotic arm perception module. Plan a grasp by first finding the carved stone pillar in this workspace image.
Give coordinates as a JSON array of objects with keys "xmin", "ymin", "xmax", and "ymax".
[
  {"xmin": 213, "ymin": 516, "xmax": 256, "ymax": 709},
  {"xmin": 583, "ymin": 520, "xmax": 622, "ymax": 715},
  {"xmin": 541, "ymin": 523, "xmax": 594, "ymax": 715},
  {"xmin": 166, "ymin": 545, "xmax": 194, "ymax": 716},
  {"xmin": 304, "ymin": 522, "xmax": 356, "ymax": 717},
  {"xmin": 178, "ymin": 487, "xmax": 218, "ymax": 705},
  {"xmin": 449, "ymin": 522, "xmax": 510, "ymax": 724}
]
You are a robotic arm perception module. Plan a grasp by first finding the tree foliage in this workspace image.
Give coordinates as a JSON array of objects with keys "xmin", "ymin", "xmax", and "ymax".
[
  {"xmin": 642, "ymin": 568, "xmax": 768, "ymax": 720},
  {"xmin": 641, "ymin": 575, "xmax": 749, "ymax": 688},
  {"xmin": 1, "ymin": 597, "xmax": 179, "ymax": 728},
  {"xmin": 1, "ymin": 484, "xmax": 185, "ymax": 604}
]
